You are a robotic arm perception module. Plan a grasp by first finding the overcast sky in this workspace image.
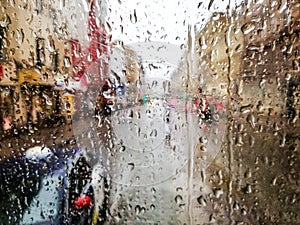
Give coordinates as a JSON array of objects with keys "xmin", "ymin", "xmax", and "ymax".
[
  {"xmin": 61, "ymin": 0, "xmax": 243, "ymax": 81},
  {"xmin": 65, "ymin": 0, "xmax": 243, "ymax": 45}
]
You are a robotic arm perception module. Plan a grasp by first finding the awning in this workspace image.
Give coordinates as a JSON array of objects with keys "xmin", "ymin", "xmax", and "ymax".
[{"xmin": 18, "ymin": 68, "xmax": 40, "ymax": 85}]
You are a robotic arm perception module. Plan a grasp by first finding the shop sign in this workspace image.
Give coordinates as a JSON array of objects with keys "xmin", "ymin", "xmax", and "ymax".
[
  {"xmin": 19, "ymin": 68, "xmax": 40, "ymax": 84},
  {"xmin": 62, "ymin": 93, "xmax": 74, "ymax": 121}
]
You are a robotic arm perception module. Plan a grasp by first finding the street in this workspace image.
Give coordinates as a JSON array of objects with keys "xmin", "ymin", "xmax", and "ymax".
[
  {"xmin": 0, "ymin": 100, "xmax": 299, "ymax": 224},
  {"xmin": 0, "ymin": 67, "xmax": 299, "ymax": 224},
  {"xmin": 71, "ymin": 71, "xmax": 228, "ymax": 224}
]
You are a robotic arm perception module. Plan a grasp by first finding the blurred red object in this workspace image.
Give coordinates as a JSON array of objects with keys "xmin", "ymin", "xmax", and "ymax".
[{"xmin": 73, "ymin": 195, "xmax": 92, "ymax": 209}]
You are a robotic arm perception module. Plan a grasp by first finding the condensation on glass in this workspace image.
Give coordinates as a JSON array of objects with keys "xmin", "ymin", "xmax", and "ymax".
[{"xmin": 0, "ymin": 0, "xmax": 299, "ymax": 224}]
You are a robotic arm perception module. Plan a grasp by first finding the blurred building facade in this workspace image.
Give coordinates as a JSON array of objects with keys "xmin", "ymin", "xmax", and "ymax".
[
  {"xmin": 241, "ymin": 0, "xmax": 299, "ymax": 118},
  {"xmin": 195, "ymin": 0, "xmax": 299, "ymax": 117},
  {"xmin": 0, "ymin": 0, "xmax": 111, "ymax": 131},
  {"xmin": 0, "ymin": 0, "xmax": 144, "ymax": 132},
  {"xmin": 0, "ymin": 0, "xmax": 299, "ymax": 131},
  {"xmin": 0, "ymin": 1, "xmax": 74, "ymax": 130}
]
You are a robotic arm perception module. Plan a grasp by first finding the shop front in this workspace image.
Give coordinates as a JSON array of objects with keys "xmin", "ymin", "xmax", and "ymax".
[
  {"xmin": 0, "ymin": 62, "xmax": 18, "ymax": 132},
  {"xmin": 19, "ymin": 68, "xmax": 62, "ymax": 127}
]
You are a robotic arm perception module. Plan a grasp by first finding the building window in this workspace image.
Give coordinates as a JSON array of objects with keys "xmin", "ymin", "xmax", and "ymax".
[
  {"xmin": 52, "ymin": 51, "xmax": 59, "ymax": 72},
  {"xmin": 36, "ymin": 38, "xmax": 45, "ymax": 67},
  {"xmin": 0, "ymin": 26, "xmax": 6, "ymax": 61}
]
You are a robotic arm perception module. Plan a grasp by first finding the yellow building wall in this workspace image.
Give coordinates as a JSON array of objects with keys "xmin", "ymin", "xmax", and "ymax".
[
  {"xmin": 1, "ymin": 1, "xmax": 72, "ymax": 76},
  {"xmin": 194, "ymin": 13, "xmax": 244, "ymax": 97}
]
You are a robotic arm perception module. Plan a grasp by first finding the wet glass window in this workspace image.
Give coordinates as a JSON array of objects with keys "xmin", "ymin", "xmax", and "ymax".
[{"xmin": 0, "ymin": 0, "xmax": 299, "ymax": 224}]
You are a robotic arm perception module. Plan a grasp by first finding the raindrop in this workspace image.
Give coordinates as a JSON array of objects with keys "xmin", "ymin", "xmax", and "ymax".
[
  {"xmin": 127, "ymin": 109, "xmax": 133, "ymax": 118},
  {"xmin": 236, "ymin": 134, "xmax": 244, "ymax": 146},
  {"xmin": 64, "ymin": 57, "xmax": 71, "ymax": 68},
  {"xmin": 197, "ymin": 195, "xmax": 207, "ymax": 206},
  {"xmin": 213, "ymin": 188, "xmax": 224, "ymax": 198},
  {"xmin": 128, "ymin": 162, "xmax": 135, "ymax": 171},
  {"xmin": 176, "ymin": 187, "xmax": 183, "ymax": 192},
  {"xmin": 114, "ymin": 213, "xmax": 122, "ymax": 222},
  {"xmin": 212, "ymin": 13, "xmax": 220, "ymax": 21},
  {"xmin": 200, "ymin": 145, "xmax": 207, "ymax": 152},
  {"xmin": 200, "ymin": 169, "xmax": 206, "ymax": 182},
  {"xmin": 208, "ymin": 0, "xmax": 214, "ymax": 10},
  {"xmin": 278, "ymin": 0, "xmax": 287, "ymax": 13},
  {"xmin": 233, "ymin": 202, "xmax": 240, "ymax": 210},
  {"xmin": 247, "ymin": 113, "xmax": 256, "ymax": 128},
  {"xmin": 217, "ymin": 170, "xmax": 223, "ymax": 185},
  {"xmin": 246, "ymin": 184, "xmax": 252, "ymax": 194},
  {"xmin": 199, "ymin": 136, "xmax": 208, "ymax": 144},
  {"xmin": 151, "ymin": 187, "xmax": 156, "ymax": 194},
  {"xmin": 16, "ymin": 29, "xmax": 24, "ymax": 45},
  {"xmin": 244, "ymin": 168, "xmax": 252, "ymax": 178},
  {"xmin": 271, "ymin": 177, "xmax": 277, "ymax": 186},
  {"xmin": 241, "ymin": 22, "xmax": 255, "ymax": 34},
  {"xmin": 198, "ymin": 35, "xmax": 207, "ymax": 50},
  {"xmin": 130, "ymin": 9, "xmax": 137, "ymax": 24},
  {"xmin": 150, "ymin": 129, "xmax": 157, "ymax": 137},
  {"xmin": 241, "ymin": 208, "xmax": 247, "ymax": 216},
  {"xmin": 119, "ymin": 145, "xmax": 126, "ymax": 152},
  {"xmin": 152, "ymin": 80, "xmax": 158, "ymax": 88},
  {"xmin": 135, "ymin": 205, "xmax": 141, "ymax": 215},
  {"xmin": 259, "ymin": 78, "xmax": 266, "ymax": 88},
  {"xmin": 292, "ymin": 60, "xmax": 299, "ymax": 71},
  {"xmin": 149, "ymin": 172, "xmax": 155, "ymax": 181},
  {"xmin": 175, "ymin": 195, "xmax": 183, "ymax": 205},
  {"xmin": 280, "ymin": 133, "xmax": 286, "ymax": 147},
  {"xmin": 106, "ymin": 21, "xmax": 112, "ymax": 32}
]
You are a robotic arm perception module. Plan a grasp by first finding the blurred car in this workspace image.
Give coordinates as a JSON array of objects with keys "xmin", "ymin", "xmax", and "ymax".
[
  {"xmin": 0, "ymin": 145, "xmax": 109, "ymax": 225},
  {"xmin": 63, "ymin": 154, "xmax": 109, "ymax": 225},
  {"xmin": 0, "ymin": 146, "xmax": 66, "ymax": 225}
]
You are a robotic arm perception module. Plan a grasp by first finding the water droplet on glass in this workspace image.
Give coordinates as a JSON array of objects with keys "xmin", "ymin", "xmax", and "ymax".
[
  {"xmin": 150, "ymin": 204, "xmax": 155, "ymax": 210},
  {"xmin": 247, "ymin": 113, "xmax": 256, "ymax": 128},
  {"xmin": 199, "ymin": 136, "xmax": 208, "ymax": 144},
  {"xmin": 214, "ymin": 188, "xmax": 224, "ymax": 198},
  {"xmin": 241, "ymin": 22, "xmax": 255, "ymax": 34},
  {"xmin": 135, "ymin": 205, "xmax": 141, "ymax": 215},
  {"xmin": 197, "ymin": 195, "xmax": 207, "ymax": 206},
  {"xmin": 175, "ymin": 195, "xmax": 183, "ymax": 205},
  {"xmin": 128, "ymin": 162, "xmax": 135, "ymax": 171},
  {"xmin": 119, "ymin": 145, "xmax": 126, "ymax": 152}
]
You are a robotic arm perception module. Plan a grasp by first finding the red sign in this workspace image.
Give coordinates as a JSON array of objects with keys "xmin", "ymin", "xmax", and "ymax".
[
  {"xmin": 0, "ymin": 64, "xmax": 3, "ymax": 78},
  {"xmin": 71, "ymin": 0, "xmax": 110, "ymax": 85},
  {"xmin": 71, "ymin": 39, "xmax": 86, "ymax": 81}
]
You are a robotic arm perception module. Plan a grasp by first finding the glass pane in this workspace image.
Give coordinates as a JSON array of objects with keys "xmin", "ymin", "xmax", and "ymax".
[{"xmin": 0, "ymin": 0, "xmax": 299, "ymax": 224}]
